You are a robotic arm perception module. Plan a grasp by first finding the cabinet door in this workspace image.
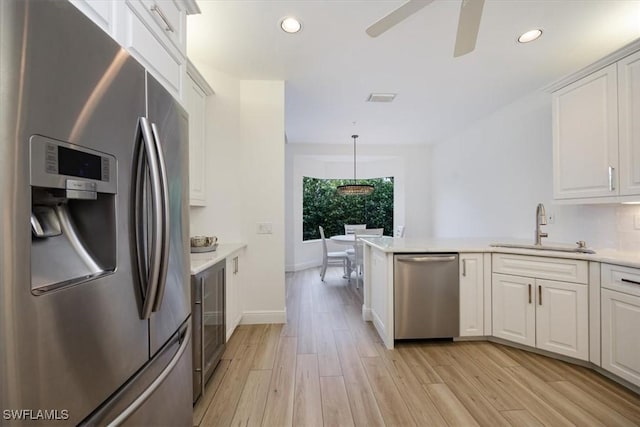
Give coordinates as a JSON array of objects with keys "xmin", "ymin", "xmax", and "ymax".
[
  {"xmin": 460, "ymin": 253, "xmax": 484, "ymax": 337},
  {"xmin": 602, "ymin": 289, "xmax": 640, "ymax": 387},
  {"xmin": 552, "ymin": 63, "xmax": 619, "ymax": 199},
  {"xmin": 618, "ymin": 51, "xmax": 640, "ymax": 196},
  {"xmin": 69, "ymin": 0, "xmax": 116, "ymax": 36},
  {"xmin": 225, "ymin": 253, "xmax": 243, "ymax": 341},
  {"xmin": 536, "ymin": 279, "xmax": 588, "ymax": 360},
  {"xmin": 492, "ymin": 273, "xmax": 535, "ymax": 347},
  {"xmin": 186, "ymin": 71, "xmax": 208, "ymax": 206}
]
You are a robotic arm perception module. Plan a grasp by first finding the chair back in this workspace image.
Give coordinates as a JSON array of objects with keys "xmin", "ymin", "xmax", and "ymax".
[
  {"xmin": 344, "ymin": 224, "xmax": 366, "ymax": 235},
  {"xmin": 355, "ymin": 228, "xmax": 384, "ymax": 238},
  {"xmin": 318, "ymin": 226, "xmax": 328, "ymax": 257},
  {"xmin": 395, "ymin": 225, "xmax": 405, "ymax": 237}
]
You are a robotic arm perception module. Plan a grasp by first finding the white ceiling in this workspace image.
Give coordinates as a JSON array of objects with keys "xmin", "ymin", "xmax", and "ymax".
[{"xmin": 187, "ymin": 1, "xmax": 640, "ymax": 145}]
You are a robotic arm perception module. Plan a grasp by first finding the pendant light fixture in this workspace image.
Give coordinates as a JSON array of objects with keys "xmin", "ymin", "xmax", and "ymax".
[{"xmin": 337, "ymin": 135, "xmax": 374, "ymax": 196}]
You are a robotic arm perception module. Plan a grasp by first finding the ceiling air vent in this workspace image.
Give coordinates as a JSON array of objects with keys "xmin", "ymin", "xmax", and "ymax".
[{"xmin": 366, "ymin": 93, "xmax": 396, "ymax": 103}]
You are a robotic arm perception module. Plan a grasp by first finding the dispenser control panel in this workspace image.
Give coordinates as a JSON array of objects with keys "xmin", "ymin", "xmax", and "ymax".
[{"xmin": 30, "ymin": 135, "xmax": 116, "ymax": 195}]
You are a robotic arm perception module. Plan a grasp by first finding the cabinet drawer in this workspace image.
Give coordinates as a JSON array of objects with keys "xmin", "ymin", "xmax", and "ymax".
[
  {"xmin": 602, "ymin": 263, "xmax": 640, "ymax": 297},
  {"xmin": 492, "ymin": 253, "xmax": 588, "ymax": 284},
  {"xmin": 134, "ymin": 0, "xmax": 185, "ymax": 54}
]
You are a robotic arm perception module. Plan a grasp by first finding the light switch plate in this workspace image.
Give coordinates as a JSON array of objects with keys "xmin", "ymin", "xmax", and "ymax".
[
  {"xmin": 634, "ymin": 215, "xmax": 640, "ymax": 230},
  {"xmin": 257, "ymin": 222, "xmax": 273, "ymax": 234}
]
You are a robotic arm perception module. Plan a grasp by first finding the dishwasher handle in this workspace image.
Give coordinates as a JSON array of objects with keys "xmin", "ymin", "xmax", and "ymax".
[{"xmin": 397, "ymin": 255, "xmax": 457, "ymax": 263}]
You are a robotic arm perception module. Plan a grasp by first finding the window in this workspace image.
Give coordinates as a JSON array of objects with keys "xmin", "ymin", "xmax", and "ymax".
[{"xmin": 302, "ymin": 177, "xmax": 394, "ymax": 241}]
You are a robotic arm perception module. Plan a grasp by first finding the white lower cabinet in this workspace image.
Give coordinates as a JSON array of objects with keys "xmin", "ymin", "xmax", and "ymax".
[
  {"xmin": 459, "ymin": 253, "xmax": 485, "ymax": 337},
  {"xmin": 601, "ymin": 263, "xmax": 640, "ymax": 387},
  {"xmin": 492, "ymin": 254, "xmax": 589, "ymax": 361},
  {"xmin": 225, "ymin": 251, "xmax": 244, "ymax": 341}
]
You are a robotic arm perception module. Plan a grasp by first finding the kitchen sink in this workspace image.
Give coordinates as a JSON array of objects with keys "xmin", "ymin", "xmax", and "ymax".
[{"xmin": 490, "ymin": 242, "xmax": 596, "ymax": 254}]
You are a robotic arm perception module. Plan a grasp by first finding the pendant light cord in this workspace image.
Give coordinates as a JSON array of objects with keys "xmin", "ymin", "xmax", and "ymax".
[{"xmin": 352, "ymin": 134, "xmax": 358, "ymax": 184}]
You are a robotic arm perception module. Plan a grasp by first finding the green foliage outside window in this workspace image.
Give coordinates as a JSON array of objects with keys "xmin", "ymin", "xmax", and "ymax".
[{"xmin": 302, "ymin": 177, "xmax": 394, "ymax": 241}]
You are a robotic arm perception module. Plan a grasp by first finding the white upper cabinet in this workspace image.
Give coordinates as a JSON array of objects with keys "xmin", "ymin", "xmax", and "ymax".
[
  {"xmin": 71, "ymin": 0, "xmax": 201, "ymax": 102},
  {"xmin": 551, "ymin": 41, "xmax": 640, "ymax": 203},
  {"xmin": 186, "ymin": 62, "xmax": 213, "ymax": 206},
  {"xmin": 552, "ymin": 64, "xmax": 619, "ymax": 200},
  {"xmin": 617, "ymin": 50, "xmax": 640, "ymax": 196}
]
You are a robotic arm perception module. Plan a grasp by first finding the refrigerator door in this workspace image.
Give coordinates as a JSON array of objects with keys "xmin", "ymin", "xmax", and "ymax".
[
  {"xmin": 146, "ymin": 75, "xmax": 191, "ymax": 356},
  {"xmin": 0, "ymin": 1, "xmax": 149, "ymax": 424}
]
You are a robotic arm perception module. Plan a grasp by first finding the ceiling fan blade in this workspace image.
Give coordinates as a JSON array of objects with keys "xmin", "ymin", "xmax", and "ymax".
[
  {"xmin": 453, "ymin": 0, "xmax": 485, "ymax": 57},
  {"xmin": 366, "ymin": 0, "xmax": 434, "ymax": 38}
]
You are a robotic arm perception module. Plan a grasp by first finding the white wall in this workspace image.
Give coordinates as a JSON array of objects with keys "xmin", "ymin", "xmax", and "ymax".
[
  {"xmin": 431, "ymin": 89, "xmax": 640, "ymax": 251},
  {"xmin": 285, "ymin": 143, "xmax": 431, "ymax": 271},
  {"xmin": 189, "ymin": 65, "xmax": 286, "ymax": 323}
]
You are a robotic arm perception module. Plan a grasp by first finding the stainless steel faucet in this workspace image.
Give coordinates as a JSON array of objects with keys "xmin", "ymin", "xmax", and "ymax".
[{"xmin": 535, "ymin": 203, "xmax": 548, "ymax": 245}]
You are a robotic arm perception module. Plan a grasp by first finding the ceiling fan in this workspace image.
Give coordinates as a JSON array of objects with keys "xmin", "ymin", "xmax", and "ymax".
[{"xmin": 366, "ymin": 0, "xmax": 485, "ymax": 57}]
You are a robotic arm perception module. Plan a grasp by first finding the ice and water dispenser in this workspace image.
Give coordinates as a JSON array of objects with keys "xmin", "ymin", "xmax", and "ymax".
[{"xmin": 30, "ymin": 135, "xmax": 117, "ymax": 294}]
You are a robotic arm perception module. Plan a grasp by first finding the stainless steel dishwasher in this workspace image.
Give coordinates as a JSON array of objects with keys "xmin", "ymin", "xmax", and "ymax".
[{"xmin": 394, "ymin": 253, "xmax": 459, "ymax": 339}]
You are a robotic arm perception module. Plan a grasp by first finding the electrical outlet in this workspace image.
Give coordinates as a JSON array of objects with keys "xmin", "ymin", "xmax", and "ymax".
[
  {"xmin": 634, "ymin": 215, "xmax": 640, "ymax": 230},
  {"xmin": 548, "ymin": 212, "xmax": 555, "ymax": 224},
  {"xmin": 257, "ymin": 222, "xmax": 273, "ymax": 234}
]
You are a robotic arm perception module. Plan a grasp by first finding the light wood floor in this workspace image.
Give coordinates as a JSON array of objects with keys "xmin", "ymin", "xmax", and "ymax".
[{"xmin": 194, "ymin": 267, "xmax": 640, "ymax": 427}]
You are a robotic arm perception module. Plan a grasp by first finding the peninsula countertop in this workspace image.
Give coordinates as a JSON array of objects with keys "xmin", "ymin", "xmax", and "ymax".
[{"xmin": 359, "ymin": 236, "xmax": 640, "ymax": 270}]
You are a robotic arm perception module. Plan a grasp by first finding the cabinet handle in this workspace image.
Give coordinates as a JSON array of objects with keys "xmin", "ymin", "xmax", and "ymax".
[
  {"xmin": 462, "ymin": 259, "xmax": 467, "ymax": 277},
  {"xmin": 151, "ymin": 5, "xmax": 175, "ymax": 33},
  {"xmin": 233, "ymin": 256, "xmax": 239, "ymax": 274},
  {"xmin": 528, "ymin": 284, "xmax": 531, "ymax": 304},
  {"xmin": 621, "ymin": 278, "xmax": 640, "ymax": 286},
  {"xmin": 608, "ymin": 166, "xmax": 615, "ymax": 192},
  {"xmin": 538, "ymin": 285, "xmax": 542, "ymax": 305}
]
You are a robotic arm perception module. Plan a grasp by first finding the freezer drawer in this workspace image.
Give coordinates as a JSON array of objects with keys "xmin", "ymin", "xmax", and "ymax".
[{"xmin": 394, "ymin": 254, "xmax": 460, "ymax": 339}]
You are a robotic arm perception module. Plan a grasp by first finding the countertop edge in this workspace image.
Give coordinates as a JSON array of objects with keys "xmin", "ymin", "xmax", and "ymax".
[
  {"xmin": 360, "ymin": 237, "xmax": 640, "ymax": 270},
  {"xmin": 189, "ymin": 242, "xmax": 247, "ymax": 275}
]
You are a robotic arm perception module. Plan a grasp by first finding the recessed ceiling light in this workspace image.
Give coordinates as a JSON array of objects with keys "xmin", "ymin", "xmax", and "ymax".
[
  {"xmin": 518, "ymin": 29, "xmax": 543, "ymax": 43},
  {"xmin": 280, "ymin": 17, "xmax": 302, "ymax": 34}
]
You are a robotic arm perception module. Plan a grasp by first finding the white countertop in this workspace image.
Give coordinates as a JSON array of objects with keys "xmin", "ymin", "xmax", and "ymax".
[
  {"xmin": 189, "ymin": 242, "xmax": 247, "ymax": 275},
  {"xmin": 360, "ymin": 236, "xmax": 640, "ymax": 269}
]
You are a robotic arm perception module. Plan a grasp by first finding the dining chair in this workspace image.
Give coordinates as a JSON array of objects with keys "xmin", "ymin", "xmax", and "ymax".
[
  {"xmin": 318, "ymin": 226, "xmax": 349, "ymax": 282},
  {"xmin": 344, "ymin": 224, "xmax": 366, "ymax": 235},
  {"xmin": 348, "ymin": 228, "xmax": 384, "ymax": 288},
  {"xmin": 395, "ymin": 225, "xmax": 406, "ymax": 237}
]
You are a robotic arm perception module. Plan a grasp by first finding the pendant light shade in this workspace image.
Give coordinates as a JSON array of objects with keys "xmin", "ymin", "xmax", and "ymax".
[{"xmin": 337, "ymin": 135, "xmax": 374, "ymax": 196}]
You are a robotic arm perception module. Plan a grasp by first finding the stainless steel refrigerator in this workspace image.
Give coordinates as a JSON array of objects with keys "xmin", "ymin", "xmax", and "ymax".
[{"xmin": 0, "ymin": 1, "xmax": 192, "ymax": 425}]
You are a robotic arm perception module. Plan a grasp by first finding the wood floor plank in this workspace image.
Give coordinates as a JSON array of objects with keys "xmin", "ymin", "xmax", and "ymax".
[
  {"xmin": 446, "ymin": 343, "xmax": 524, "ymax": 411},
  {"xmin": 297, "ymin": 300, "xmax": 317, "ymax": 354},
  {"xmin": 424, "ymin": 383, "xmax": 480, "ymax": 427},
  {"xmin": 200, "ymin": 344, "xmax": 258, "ymax": 427},
  {"xmin": 245, "ymin": 324, "xmax": 268, "ymax": 345},
  {"xmin": 251, "ymin": 323, "xmax": 283, "ymax": 370},
  {"xmin": 221, "ymin": 326, "xmax": 250, "ymax": 360},
  {"xmin": 313, "ymin": 311, "xmax": 342, "ymax": 377},
  {"xmin": 499, "ymin": 345, "xmax": 567, "ymax": 382},
  {"xmin": 396, "ymin": 344, "xmax": 443, "ymax": 385},
  {"xmin": 292, "ymin": 354, "xmax": 323, "ymax": 427},
  {"xmin": 414, "ymin": 342, "xmax": 456, "ymax": 367},
  {"xmin": 193, "ymin": 359, "xmax": 231, "ymax": 427},
  {"xmin": 320, "ymin": 376, "xmax": 354, "ymax": 427},
  {"xmin": 333, "ymin": 329, "xmax": 385, "ymax": 427},
  {"xmin": 475, "ymin": 342, "xmax": 520, "ymax": 368},
  {"xmin": 343, "ymin": 305, "xmax": 378, "ymax": 358},
  {"xmin": 500, "ymin": 409, "xmax": 544, "ymax": 427},
  {"xmin": 549, "ymin": 380, "xmax": 638, "ymax": 427},
  {"xmin": 507, "ymin": 365, "xmax": 605, "ymax": 427},
  {"xmin": 361, "ymin": 356, "xmax": 417, "ymax": 426},
  {"xmin": 562, "ymin": 363, "xmax": 640, "ymax": 423},
  {"xmin": 261, "ymin": 336, "xmax": 298, "ymax": 427},
  {"xmin": 229, "ymin": 369, "xmax": 271, "ymax": 427},
  {"xmin": 434, "ymin": 364, "xmax": 511, "ymax": 427},
  {"xmin": 372, "ymin": 342, "xmax": 448, "ymax": 426}
]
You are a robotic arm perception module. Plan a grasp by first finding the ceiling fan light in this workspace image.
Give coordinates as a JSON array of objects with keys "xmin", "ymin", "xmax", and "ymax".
[
  {"xmin": 280, "ymin": 17, "xmax": 302, "ymax": 34},
  {"xmin": 518, "ymin": 29, "xmax": 543, "ymax": 43}
]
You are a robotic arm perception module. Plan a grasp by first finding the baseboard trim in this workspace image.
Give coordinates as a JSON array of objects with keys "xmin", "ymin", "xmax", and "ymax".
[
  {"xmin": 240, "ymin": 310, "xmax": 286, "ymax": 325},
  {"xmin": 362, "ymin": 307, "xmax": 372, "ymax": 322},
  {"xmin": 286, "ymin": 260, "xmax": 322, "ymax": 272}
]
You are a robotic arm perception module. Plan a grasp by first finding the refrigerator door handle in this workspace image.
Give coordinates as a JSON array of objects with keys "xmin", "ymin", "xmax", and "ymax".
[
  {"xmin": 106, "ymin": 321, "xmax": 191, "ymax": 427},
  {"xmin": 135, "ymin": 117, "xmax": 164, "ymax": 320},
  {"xmin": 150, "ymin": 122, "xmax": 170, "ymax": 312}
]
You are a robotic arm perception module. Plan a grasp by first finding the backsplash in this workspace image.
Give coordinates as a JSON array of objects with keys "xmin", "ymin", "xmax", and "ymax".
[{"xmin": 616, "ymin": 205, "xmax": 640, "ymax": 251}]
